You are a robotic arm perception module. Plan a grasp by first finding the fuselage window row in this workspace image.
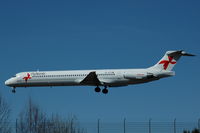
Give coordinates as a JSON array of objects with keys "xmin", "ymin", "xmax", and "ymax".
[{"xmin": 31, "ymin": 73, "xmax": 115, "ymax": 78}]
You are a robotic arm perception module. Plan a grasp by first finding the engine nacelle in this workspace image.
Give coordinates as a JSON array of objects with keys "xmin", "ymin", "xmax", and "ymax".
[{"xmin": 124, "ymin": 73, "xmax": 155, "ymax": 79}]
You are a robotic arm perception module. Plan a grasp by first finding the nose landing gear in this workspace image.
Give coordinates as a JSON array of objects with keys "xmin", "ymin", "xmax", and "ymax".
[{"xmin": 12, "ymin": 87, "xmax": 16, "ymax": 93}]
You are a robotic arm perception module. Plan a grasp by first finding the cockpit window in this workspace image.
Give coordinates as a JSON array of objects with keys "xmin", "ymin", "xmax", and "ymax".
[{"xmin": 12, "ymin": 75, "xmax": 16, "ymax": 78}]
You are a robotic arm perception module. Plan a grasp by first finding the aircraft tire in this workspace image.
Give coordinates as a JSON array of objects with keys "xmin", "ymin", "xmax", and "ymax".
[
  {"xmin": 102, "ymin": 88, "xmax": 108, "ymax": 94},
  {"xmin": 95, "ymin": 87, "xmax": 101, "ymax": 92},
  {"xmin": 12, "ymin": 89, "xmax": 16, "ymax": 93}
]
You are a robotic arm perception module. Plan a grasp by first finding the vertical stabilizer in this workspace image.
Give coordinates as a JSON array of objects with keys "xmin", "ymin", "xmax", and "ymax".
[{"xmin": 149, "ymin": 50, "xmax": 195, "ymax": 71}]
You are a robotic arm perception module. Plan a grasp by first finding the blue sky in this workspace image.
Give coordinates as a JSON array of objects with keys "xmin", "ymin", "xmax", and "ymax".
[{"xmin": 0, "ymin": 0, "xmax": 200, "ymax": 123}]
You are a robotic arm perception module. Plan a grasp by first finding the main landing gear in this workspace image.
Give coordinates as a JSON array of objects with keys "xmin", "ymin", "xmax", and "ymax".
[
  {"xmin": 12, "ymin": 87, "xmax": 16, "ymax": 93},
  {"xmin": 95, "ymin": 86, "xmax": 101, "ymax": 92},
  {"xmin": 94, "ymin": 86, "xmax": 108, "ymax": 94}
]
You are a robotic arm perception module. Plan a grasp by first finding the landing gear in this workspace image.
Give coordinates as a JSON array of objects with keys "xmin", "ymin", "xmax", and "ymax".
[
  {"xmin": 94, "ymin": 86, "xmax": 109, "ymax": 94},
  {"xmin": 12, "ymin": 87, "xmax": 16, "ymax": 93},
  {"xmin": 95, "ymin": 86, "xmax": 101, "ymax": 92},
  {"xmin": 102, "ymin": 86, "xmax": 108, "ymax": 94}
]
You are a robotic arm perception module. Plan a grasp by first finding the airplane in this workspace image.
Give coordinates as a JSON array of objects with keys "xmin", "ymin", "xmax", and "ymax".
[{"xmin": 5, "ymin": 50, "xmax": 195, "ymax": 94}]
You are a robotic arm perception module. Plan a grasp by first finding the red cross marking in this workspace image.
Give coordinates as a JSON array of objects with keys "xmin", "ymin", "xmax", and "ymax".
[
  {"xmin": 159, "ymin": 56, "xmax": 176, "ymax": 70},
  {"xmin": 23, "ymin": 73, "xmax": 31, "ymax": 82}
]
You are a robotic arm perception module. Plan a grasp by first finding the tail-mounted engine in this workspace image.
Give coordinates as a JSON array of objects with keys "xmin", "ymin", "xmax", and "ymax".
[{"xmin": 124, "ymin": 72, "xmax": 156, "ymax": 80}]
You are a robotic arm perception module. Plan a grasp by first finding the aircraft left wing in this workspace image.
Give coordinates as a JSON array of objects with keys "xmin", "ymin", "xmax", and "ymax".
[{"xmin": 80, "ymin": 71, "xmax": 101, "ymax": 85}]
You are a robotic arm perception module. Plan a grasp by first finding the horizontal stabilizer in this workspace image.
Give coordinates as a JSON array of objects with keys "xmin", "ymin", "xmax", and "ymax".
[{"xmin": 180, "ymin": 51, "xmax": 196, "ymax": 56}]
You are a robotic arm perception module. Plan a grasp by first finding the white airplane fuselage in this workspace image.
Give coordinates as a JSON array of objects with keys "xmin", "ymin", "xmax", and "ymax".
[
  {"xmin": 5, "ymin": 68, "xmax": 174, "ymax": 89},
  {"xmin": 5, "ymin": 50, "xmax": 194, "ymax": 94}
]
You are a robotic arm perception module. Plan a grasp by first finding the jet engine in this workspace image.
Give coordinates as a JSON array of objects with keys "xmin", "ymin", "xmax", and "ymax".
[{"xmin": 124, "ymin": 72, "xmax": 155, "ymax": 79}]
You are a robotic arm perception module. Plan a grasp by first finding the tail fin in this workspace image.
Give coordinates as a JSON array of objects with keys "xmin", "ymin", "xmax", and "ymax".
[{"xmin": 150, "ymin": 50, "xmax": 195, "ymax": 71}]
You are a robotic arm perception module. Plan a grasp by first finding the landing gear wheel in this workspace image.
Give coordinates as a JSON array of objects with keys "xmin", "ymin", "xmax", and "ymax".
[
  {"xmin": 102, "ymin": 88, "xmax": 108, "ymax": 94},
  {"xmin": 95, "ymin": 87, "xmax": 101, "ymax": 92},
  {"xmin": 12, "ymin": 87, "xmax": 16, "ymax": 93}
]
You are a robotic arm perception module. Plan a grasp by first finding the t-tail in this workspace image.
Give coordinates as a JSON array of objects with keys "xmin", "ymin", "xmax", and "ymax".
[{"xmin": 149, "ymin": 50, "xmax": 195, "ymax": 71}]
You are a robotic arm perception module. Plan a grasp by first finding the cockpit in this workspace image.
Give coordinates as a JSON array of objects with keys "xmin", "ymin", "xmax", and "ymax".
[
  {"xmin": 5, "ymin": 73, "xmax": 24, "ymax": 93},
  {"xmin": 5, "ymin": 74, "xmax": 21, "ymax": 87}
]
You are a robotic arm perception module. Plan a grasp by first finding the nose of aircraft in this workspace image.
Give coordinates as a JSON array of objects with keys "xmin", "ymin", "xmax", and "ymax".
[{"xmin": 5, "ymin": 79, "xmax": 13, "ymax": 86}]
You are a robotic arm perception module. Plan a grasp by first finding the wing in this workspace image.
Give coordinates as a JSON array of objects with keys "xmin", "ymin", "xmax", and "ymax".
[{"xmin": 80, "ymin": 71, "xmax": 101, "ymax": 85}]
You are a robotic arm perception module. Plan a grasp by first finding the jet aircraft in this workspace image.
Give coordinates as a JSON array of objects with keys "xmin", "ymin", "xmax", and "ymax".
[{"xmin": 5, "ymin": 50, "xmax": 195, "ymax": 94}]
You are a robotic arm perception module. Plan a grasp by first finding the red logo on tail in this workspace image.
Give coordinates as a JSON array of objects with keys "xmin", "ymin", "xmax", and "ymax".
[
  {"xmin": 23, "ymin": 73, "xmax": 31, "ymax": 82},
  {"xmin": 159, "ymin": 56, "xmax": 176, "ymax": 70}
]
